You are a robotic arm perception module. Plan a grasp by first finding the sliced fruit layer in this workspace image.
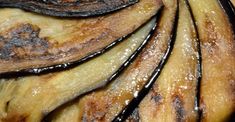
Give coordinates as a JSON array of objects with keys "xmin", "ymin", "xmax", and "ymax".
[
  {"xmin": 139, "ymin": 0, "xmax": 200, "ymax": 121},
  {"xmin": 0, "ymin": 18, "xmax": 156, "ymax": 122},
  {"xmin": 0, "ymin": 0, "xmax": 138, "ymax": 17},
  {"xmin": 0, "ymin": 0, "xmax": 162, "ymax": 74},
  {"xmin": 188, "ymin": 0, "xmax": 235, "ymax": 121},
  {"xmin": 45, "ymin": 0, "xmax": 177, "ymax": 122}
]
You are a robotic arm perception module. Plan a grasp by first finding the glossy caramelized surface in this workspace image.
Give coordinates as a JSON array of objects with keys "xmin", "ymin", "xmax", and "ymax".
[
  {"xmin": 46, "ymin": 0, "xmax": 177, "ymax": 121},
  {"xmin": 188, "ymin": 0, "xmax": 235, "ymax": 121},
  {"xmin": 0, "ymin": 0, "xmax": 138, "ymax": 17},
  {"xmin": 0, "ymin": 0, "xmax": 162, "ymax": 74},
  {"xmin": 0, "ymin": 19, "xmax": 155, "ymax": 122},
  {"xmin": 0, "ymin": 0, "xmax": 234, "ymax": 122},
  {"xmin": 139, "ymin": 0, "xmax": 199, "ymax": 121}
]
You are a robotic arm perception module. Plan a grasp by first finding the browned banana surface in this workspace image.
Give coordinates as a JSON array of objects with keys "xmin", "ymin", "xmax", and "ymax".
[
  {"xmin": 139, "ymin": 0, "xmax": 200, "ymax": 121},
  {"xmin": 46, "ymin": 0, "xmax": 177, "ymax": 122},
  {"xmin": 0, "ymin": 0, "xmax": 162, "ymax": 74},
  {"xmin": 0, "ymin": 0, "xmax": 137, "ymax": 17},
  {"xmin": 188, "ymin": 0, "xmax": 235, "ymax": 121},
  {"xmin": 0, "ymin": 19, "xmax": 156, "ymax": 122}
]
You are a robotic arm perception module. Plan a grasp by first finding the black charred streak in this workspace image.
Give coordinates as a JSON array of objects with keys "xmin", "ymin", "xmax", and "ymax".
[
  {"xmin": 0, "ymin": 0, "xmax": 138, "ymax": 17},
  {"xmin": 0, "ymin": 24, "xmax": 49, "ymax": 60},
  {"xmin": 173, "ymin": 96, "xmax": 185, "ymax": 122}
]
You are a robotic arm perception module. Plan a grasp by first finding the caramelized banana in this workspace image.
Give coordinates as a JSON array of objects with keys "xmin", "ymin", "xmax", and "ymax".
[
  {"xmin": 139, "ymin": 0, "xmax": 200, "ymax": 121},
  {"xmin": 0, "ymin": 0, "xmax": 162, "ymax": 74},
  {"xmin": 45, "ymin": 0, "xmax": 178, "ymax": 122},
  {"xmin": 0, "ymin": 18, "xmax": 156, "ymax": 122},
  {"xmin": 188, "ymin": 0, "xmax": 235, "ymax": 121},
  {"xmin": 0, "ymin": 0, "xmax": 137, "ymax": 17}
]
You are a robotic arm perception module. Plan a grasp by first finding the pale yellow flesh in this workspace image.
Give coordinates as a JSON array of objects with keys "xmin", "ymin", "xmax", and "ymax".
[
  {"xmin": 188, "ymin": 0, "xmax": 235, "ymax": 122},
  {"xmin": 139, "ymin": 0, "xmax": 199, "ymax": 121},
  {"xmin": 0, "ymin": 0, "xmax": 162, "ymax": 74},
  {"xmin": 231, "ymin": 0, "xmax": 235, "ymax": 7},
  {"xmin": 0, "ymin": 18, "xmax": 155, "ymax": 122},
  {"xmin": 48, "ymin": 16, "xmax": 160, "ymax": 122},
  {"xmin": 47, "ymin": 0, "xmax": 177, "ymax": 122}
]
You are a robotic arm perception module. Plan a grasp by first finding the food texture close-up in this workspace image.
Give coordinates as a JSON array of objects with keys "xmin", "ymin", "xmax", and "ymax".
[{"xmin": 0, "ymin": 0, "xmax": 234, "ymax": 122}]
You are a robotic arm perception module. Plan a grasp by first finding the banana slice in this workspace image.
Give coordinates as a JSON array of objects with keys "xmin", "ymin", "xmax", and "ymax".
[
  {"xmin": 0, "ymin": 0, "xmax": 138, "ymax": 17},
  {"xmin": 0, "ymin": 17, "xmax": 156, "ymax": 122},
  {"xmin": 139, "ymin": 0, "xmax": 200, "ymax": 121},
  {"xmin": 0, "ymin": 0, "xmax": 162, "ymax": 74},
  {"xmin": 188, "ymin": 0, "xmax": 235, "ymax": 121}
]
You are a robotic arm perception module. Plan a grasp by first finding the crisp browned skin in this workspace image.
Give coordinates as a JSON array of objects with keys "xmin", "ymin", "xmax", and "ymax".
[
  {"xmin": 47, "ymin": 0, "xmax": 177, "ymax": 122},
  {"xmin": 0, "ymin": 0, "xmax": 162, "ymax": 74},
  {"xmin": 139, "ymin": 0, "xmax": 200, "ymax": 121},
  {"xmin": 0, "ymin": 19, "xmax": 156, "ymax": 122},
  {"xmin": 0, "ymin": 0, "xmax": 137, "ymax": 17},
  {"xmin": 188, "ymin": 0, "xmax": 235, "ymax": 121}
]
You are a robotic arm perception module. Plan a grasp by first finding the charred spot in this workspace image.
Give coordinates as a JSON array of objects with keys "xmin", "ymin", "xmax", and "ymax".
[
  {"xmin": 173, "ymin": 96, "xmax": 185, "ymax": 122},
  {"xmin": 0, "ymin": 24, "xmax": 49, "ymax": 60},
  {"xmin": 150, "ymin": 85, "xmax": 163, "ymax": 105},
  {"xmin": 126, "ymin": 108, "xmax": 140, "ymax": 122},
  {"xmin": 151, "ymin": 93, "xmax": 163, "ymax": 104},
  {"xmin": 81, "ymin": 99, "xmax": 109, "ymax": 121}
]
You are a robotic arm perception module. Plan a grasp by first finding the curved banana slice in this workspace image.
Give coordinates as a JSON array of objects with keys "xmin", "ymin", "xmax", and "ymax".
[
  {"xmin": 139, "ymin": 0, "xmax": 200, "ymax": 121},
  {"xmin": 188, "ymin": 0, "xmax": 235, "ymax": 121},
  {"xmin": 0, "ymin": 0, "xmax": 137, "ymax": 17},
  {"xmin": 0, "ymin": 0, "xmax": 162, "ymax": 74},
  {"xmin": 0, "ymin": 17, "xmax": 156, "ymax": 122}
]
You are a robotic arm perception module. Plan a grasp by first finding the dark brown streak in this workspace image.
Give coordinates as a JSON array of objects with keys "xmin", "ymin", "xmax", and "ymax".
[
  {"xmin": 151, "ymin": 93, "xmax": 163, "ymax": 105},
  {"xmin": 150, "ymin": 85, "xmax": 163, "ymax": 105},
  {"xmin": 81, "ymin": 100, "xmax": 108, "ymax": 121},
  {"xmin": 173, "ymin": 96, "xmax": 185, "ymax": 122}
]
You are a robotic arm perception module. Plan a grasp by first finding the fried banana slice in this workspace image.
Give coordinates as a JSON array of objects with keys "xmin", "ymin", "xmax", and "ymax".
[
  {"xmin": 0, "ymin": 18, "xmax": 156, "ymax": 122},
  {"xmin": 45, "ymin": 0, "xmax": 178, "ymax": 122},
  {"xmin": 0, "ymin": 0, "xmax": 162, "ymax": 74},
  {"xmin": 139, "ymin": 0, "xmax": 200, "ymax": 121},
  {"xmin": 188, "ymin": 0, "xmax": 235, "ymax": 121},
  {"xmin": 0, "ymin": 0, "xmax": 138, "ymax": 17}
]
